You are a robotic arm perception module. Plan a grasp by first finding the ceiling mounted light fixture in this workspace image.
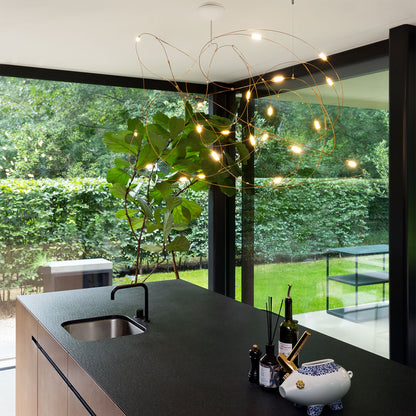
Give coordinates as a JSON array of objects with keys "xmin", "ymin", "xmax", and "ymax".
[
  {"xmin": 133, "ymin": 1, "xmax": 361, "ymax": 189},
  {"xmin": 197, "ymin": 2, "xmax": 225, "ymax": 21}
]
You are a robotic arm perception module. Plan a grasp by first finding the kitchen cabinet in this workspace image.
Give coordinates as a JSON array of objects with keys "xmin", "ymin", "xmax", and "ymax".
[{"xmin": 16, "ymin": 299, "xmax": 123, "ymax": 416}]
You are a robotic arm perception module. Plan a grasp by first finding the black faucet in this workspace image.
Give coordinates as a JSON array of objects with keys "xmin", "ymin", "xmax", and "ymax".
[{"xmin": 110, "ymin": 283, "xmax": 149, "ymax": 322}]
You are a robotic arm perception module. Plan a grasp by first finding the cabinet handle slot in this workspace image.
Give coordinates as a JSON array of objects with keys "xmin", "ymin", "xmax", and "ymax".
[{"xmin": 32, "ymin": 336, "xmax": 96, "ymax": 416}]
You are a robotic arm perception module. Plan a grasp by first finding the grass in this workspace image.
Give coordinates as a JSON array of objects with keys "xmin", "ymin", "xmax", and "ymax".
[{"xmin": 117, "ymin": 256, "xmax": 389, "ymax": 315}]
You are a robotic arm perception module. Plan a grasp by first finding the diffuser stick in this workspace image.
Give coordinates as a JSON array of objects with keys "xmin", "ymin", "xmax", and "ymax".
[{"xmin": 272, "ymin": 298, "xmax": 284, "ymax": 342}]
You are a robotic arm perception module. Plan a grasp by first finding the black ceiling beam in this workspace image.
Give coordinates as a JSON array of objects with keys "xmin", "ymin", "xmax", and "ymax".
[
  {"xmin": 229, "ymin": 39, "xmax": 389, "ymax": 99},
  {"xmin": 0, "ymin": 64, "xmax": 208, "ymax": 94}
]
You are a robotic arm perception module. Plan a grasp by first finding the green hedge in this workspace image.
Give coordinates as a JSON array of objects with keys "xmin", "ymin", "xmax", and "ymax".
[
  {"xmin": 0, "ymin": 177, "xmax": 388, "ymax": 295},
  {"xmin": 0, "ymin": 178, "xmax": 126, "ymax": 294},
  {"xmin": 253, "ymin": 178, "xmax": 388, "ymax": 262}
]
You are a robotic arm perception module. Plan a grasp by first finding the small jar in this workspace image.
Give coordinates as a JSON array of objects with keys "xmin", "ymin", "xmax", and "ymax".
[{"xmin": 259, "ymin": 344, "xmax": 279, "ymax": 390}]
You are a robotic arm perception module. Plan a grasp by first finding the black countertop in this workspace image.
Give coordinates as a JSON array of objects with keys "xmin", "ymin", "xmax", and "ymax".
[{"xmin": 19, "ymin": 280, "xmax": 416, "ymax": 416}]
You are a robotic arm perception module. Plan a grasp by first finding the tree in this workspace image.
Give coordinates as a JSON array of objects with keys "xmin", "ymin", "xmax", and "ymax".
[{"xmin": 0, "ymin": 77, "xmax": 204, "ymax": 179}]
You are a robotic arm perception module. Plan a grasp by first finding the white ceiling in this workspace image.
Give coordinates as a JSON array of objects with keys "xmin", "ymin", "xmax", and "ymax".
[{"xmin": 0, "ymin": 0, "xmax": 415, "ymax": 84}]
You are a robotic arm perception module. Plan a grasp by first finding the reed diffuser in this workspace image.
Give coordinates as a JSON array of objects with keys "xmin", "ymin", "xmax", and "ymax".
[{"xmin": 258, "ymin": 297, "xmax": 283, "ymax": 390}]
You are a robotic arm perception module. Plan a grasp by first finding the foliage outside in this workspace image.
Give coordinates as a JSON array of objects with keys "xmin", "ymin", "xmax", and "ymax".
[
  {"xmin": 0, "ymin": 76, "xmax": 389, "ymax": 311},
  {"xmin": 0, "ymin": 177, "xmax": 387, "ymax": 299},
  {"xmin": 102, "ymin": 102, "xmax": 248, "ymax": 282}
]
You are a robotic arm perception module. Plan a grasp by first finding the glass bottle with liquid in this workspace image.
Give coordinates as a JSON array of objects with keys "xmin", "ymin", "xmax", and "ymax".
[
  {"xmin": 279, "ymin": 293, "xmax": 299, "ymax": 365},
  {"xmin": 258, "ymin": 344, "xmax": 279, "ymax": 390}
]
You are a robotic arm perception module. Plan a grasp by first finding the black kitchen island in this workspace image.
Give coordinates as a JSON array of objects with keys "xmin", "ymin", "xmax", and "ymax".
[{"xmin": 17, "ymin": 280, "xmax": 416, "ymax": 415}]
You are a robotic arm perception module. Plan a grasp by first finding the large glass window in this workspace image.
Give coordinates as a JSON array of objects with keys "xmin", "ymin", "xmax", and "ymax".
[
  {"xmin": 237, "ymin": 69, "xmax": 389, "ymax": 357},
  {"xmin": 0, "ymin": 76, "xmax": 210, "ymax": 363}
]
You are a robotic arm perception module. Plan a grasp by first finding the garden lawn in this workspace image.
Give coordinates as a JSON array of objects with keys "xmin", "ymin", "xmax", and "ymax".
[{"xmin": 125, "ymin": 257, "xmax": 389, "ymax": 315}]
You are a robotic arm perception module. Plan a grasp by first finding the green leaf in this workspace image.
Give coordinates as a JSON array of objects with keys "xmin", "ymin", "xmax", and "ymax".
[
  {"xmin": 115, "ymin": 208, "xmax": 139, "ymax": 219},
  {"xmin": 172, "ymin": 222, "xmax": 189, "ymax": 231},
  {"xmin": 106, "ymin": 167, "xmax": 130, "ymax": 185},
  {"xmin": 103, "ymin": 132, "xmax": 138, "ymax": 155},
  {"xmin": 154, "ymin": 181, "xmax": 172, "ymax": 200},
  {"xmin": 190, "ymin": 180, "xmax": 210, "ymax": 192},
  {"xmin": 200, "ymin": 129, "xmax": 219, "ymax": 145},
  {"xmin": 211, "ymin": 114, "xmax": 232, "ymax": 131},
  {"xmin": 109, "ymin": 183, "xmax": 132, "ymax": 201},
  {"xmin": 152, "ymin": 113, "xmax": 170, "ymax": 129},
  {"xmin": 129, "ymin": 217, "xmax": 144, "ymax": 231},
  {"xmin": 165, "ymin": 235, "xmax": 190, "ymax": 252},
  {"xmin": 163, "ymin": 211, "xmax": 174, "ymax": 243},
  {"xmin": 172, "ymin": 205, "xmax": 191, "ymax": 224},
  {"xmin": 172, "ymin": 158, "xmax": 200, "ymax": 173},
  {"xmin": 136, "ymin": 196, "xmax": 153, "ymax": 219},
  {"xmin": 169, "ymin": 117, "xmax": 185, "ymax": 139},
  {"xmin": 141, "ymin": 244, "xmax": 163, "ymax": 253},
  {"xmin": 166, "ymin": 195, "xmax": 182, "ymax": 211},
  {"xmin": 181, "ymin": 198, "xmax": 202, "ymax": 220},
  {"xmin": 114, "ymin": 157, "xmax": 130, "ymax": 169},
  {"xmin": 146, "ymin": 221, "xmax": 161, "ymax": 233},
  {"xmin": 154, "ymin": 209, "xmax": 162, "ymax": 225},
  {"xmin": 179, "ymin": 133, "xmax": 205, "ymax": 151},
  {"xmin": 147, "ymin": 124, "xmax": 170, "ymax": 151},
  {"xmin": 127, "ymin": 118, "xmax": 141, "ymax": 131},
  {"xmin": 235, "ymin": 141, "xmax": 250, "ymax": 164},
  {"xmin": 184, "ymin": 101, "xmax": 194, "ymax": 123},
  {"xmin": 135, "ymin": 144, "xmax": 159, "ymax": 170}
]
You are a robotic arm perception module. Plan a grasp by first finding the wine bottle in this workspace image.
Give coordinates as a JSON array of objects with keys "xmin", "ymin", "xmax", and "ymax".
[
  {"xmin": 279, "ymin": 285, "xmax": 299, "ymax": 365},
  {"xmin": 258, "ymin": 344, "xmax": 279, "ymax": 390}
]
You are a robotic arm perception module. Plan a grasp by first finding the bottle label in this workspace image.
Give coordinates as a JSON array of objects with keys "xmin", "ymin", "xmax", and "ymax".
[
  {"xmin": 278, "ymin": 340, "xmax": 293, "ymax": 357},
  {"xmin": 259, "ymin": 363, "xmax": 279, "ymax": 388}
]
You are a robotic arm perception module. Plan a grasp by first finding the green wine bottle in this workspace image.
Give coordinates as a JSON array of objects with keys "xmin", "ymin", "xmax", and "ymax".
[{"xmin": 278, "ymin": 285, "xmax": 299, "ymax": 365}]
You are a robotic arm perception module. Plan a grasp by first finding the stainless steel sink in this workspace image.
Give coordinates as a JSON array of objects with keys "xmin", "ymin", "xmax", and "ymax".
[{"xmin": 62, "ymin": 315, "xmax": 146, "ymax": 341}]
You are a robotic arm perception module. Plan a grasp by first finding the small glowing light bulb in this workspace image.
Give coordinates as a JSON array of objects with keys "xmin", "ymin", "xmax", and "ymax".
[
  {"xmin": 197, "ymin": 102, "xmax": 204, "ymax": 109},
  {"xmin": 211, "ymin": 150, "xmax": 220, "ymax": 161},
  {"xmin": 251, "ymin": 33, "xmax": 262, "ymax": 41},
  {"xmin": 145, "ymin": 163, "xmax": 154, "ymax": 171},
  {"xmin": 273, "ymin": 177, "xmax": 283, "ymax": 184},
  {"xmin": 179, "ymin": 176, "xmax": 188, "ymax": 183},
  {"xmin": 261, "ymin": 133, "xmax": 269, "ymax": 142},
  {"xmin": 267, "ymin": 106, "xmax": 273, "ymax": 116},
  {"xmin": 314, "ymin": 120, "xmax": 321, "ymax": 130},
  {"xmin": 133, "ymin": 131, "xmax": 138, "ymax": 137},
  {"xmin": 197, "ymin": 173, "xmax": 206, "ymax": 179},
  {"xmin": 319, "ymin": 52, "xmax": 327, "ymax": 61},
  {"xmin": 221, "ymin": 130, "xmax": 230, "ymax": 136},
  {"xmin": 272, "ymin": 75, "xmax": 284, "ymax": 83},
  {"xmin": 196, "ymin": 124, "xmax": 203, "ymax": 133},
  {"xmin": 326, "ymin": 77, "xmax": 334, "ymax": 86},
  {"xmin": 135, "ymin": 36, "xmax": 141, "ymax": 43},
  {"xmin": 249, "ymin": 135, "xmax": 256, "ymax": 146},
  {"xmin": 347, "ymin": 160, "xmax": 357, "ymax": 168},
  {"xmin": 246, "ymin": 90, "xmax": 251, "ymax": 100},
  {"xmin": 291, "ymin": 145, "xmax": 302, "ymax": 154}
]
